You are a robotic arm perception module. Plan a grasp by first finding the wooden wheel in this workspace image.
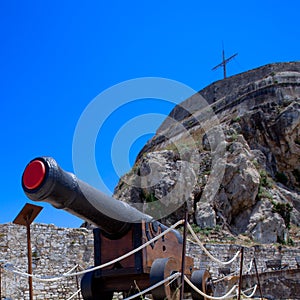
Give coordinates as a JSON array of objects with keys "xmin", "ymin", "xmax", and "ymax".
[
  {"xmin": 191, "ymin": 270, "xmax": 214, "ymax": 300},
  {"xmin": 150, "ymin": 257, "xmax": 180, "ymax": 300},
  {"xmin": 81, "ymin": 271, "xmax": 114, "ymax": 300}
]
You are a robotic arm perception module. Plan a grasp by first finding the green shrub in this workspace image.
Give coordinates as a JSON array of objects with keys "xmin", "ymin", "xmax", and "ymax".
[
  {"xmin": 259, "ymin": 169, "xmax": 273, "ymax": 188},
  {"xmin": 232, "ymin": 116, "xmax": 241, "ymax": 123},
  {"xmin": 257, "ymin": 186, "xmax": 273, "ymax": 200},
  {"xmin": 272, "ymin": 201, "xmax": 293, "ymax": 229},
  {"xmin": 141, "ymin": 191, "xmax": 157, "ymax": 203}
]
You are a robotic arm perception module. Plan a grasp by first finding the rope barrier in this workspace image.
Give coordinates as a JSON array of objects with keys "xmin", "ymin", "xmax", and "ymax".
[
  {"xmin": 3, "ymin": 218, "xmax": 259, "ymax": 300},
  {"xmin": 6, "ymin": 263, "xmax": 79, "ymax": 276},
  {"xmin": 66, "ymin": 288, "xmax": 81, "ymax": 300},
  {"xmin": 184, "ymin": 275, "xmax": 238, "ymax": 299},
  {"xmin": 65, "ymin": 264, "xmax": 80, "ymax": 274},
  {"xmin": 244, "ymin": 258, "xmax": 254, "ymax": 274},
  {"xmin": 121, "ymin": 272, "xmax": 257, "ymax": 300},
  {"xmin": 7, "ymin": 263, "xmax": 80, "ymax": 281},
  {"xmin": 123, "ymin": 272, "xmax": 181, "ymax": 300},
  {"xmin": 212, "ymin": 257, "xmax": 255, "ymax": 284},
  {"xmin": 187, "ymin": 223, "xmax": 241, "ymax": 265},
  {"xmin": 213, "ymin": 271, "xmax": 238, "ymax": 283},
  {"xmin": 5, "ymin": 220, "xmax": 184, "ymax": 282},
  {"xmin": 241, "ymin": 284, "xmax": 258, "ymax": 298}
]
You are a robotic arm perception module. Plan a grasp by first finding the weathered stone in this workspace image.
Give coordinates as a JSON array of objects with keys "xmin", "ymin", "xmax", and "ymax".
[
  {"xmin": 195, "ymin": 202, "xmax": 216, "ymax": 228},
  {"xmin": 246, "ymin": 200, "xmax": 288, "ymax": 243},
  {"xmin": 114, "ymin": 149, "xmax": 197, "ymax": 223},
  {"xmin": 217, "ymin": 136, "xmax": 260, "ymax": 220},
  {"xmin": 0, "ymin": 223, "xmax": 94, "ymax": 300}
]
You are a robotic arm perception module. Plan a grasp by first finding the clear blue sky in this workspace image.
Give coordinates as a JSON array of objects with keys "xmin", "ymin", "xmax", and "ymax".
[{"xmin": 0, "ymin": 0, "xmax": 299, "ymax": 228}]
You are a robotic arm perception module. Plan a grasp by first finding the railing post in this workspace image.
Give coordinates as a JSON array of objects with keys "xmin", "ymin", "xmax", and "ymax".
[
  {"xmin": 237, "ymin": 247, "xmax": 244, "ymax": 300},
  {"xmin": 254, "ymin": 257, "xmax": 263, "ymax": 299},
  {"xmin": 180, "ymin": 204, "xmax": 188, "ymax": 300}
]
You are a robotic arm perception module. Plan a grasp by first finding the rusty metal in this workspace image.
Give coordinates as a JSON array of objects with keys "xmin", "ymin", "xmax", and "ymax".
[
  {"xmin": 150, "ymin": 258, "xmax": 180, "ymax": 299},
  {"xmin": 211, "ymin": 44, "xmax": 238, "ymax": 79},
  {"xmin": 237, "ymin": 247, "xmax": 244, "ymax": 300},
  {"xmin": 254, "ymin": 258, "xmax": 263, "ymax": 299},
  {"xmin": 190, "ymin": 269, "xmax": 214, "ymax": 300},
  {"xmin": 13, "ymin": 203, "xmax": 43, "ymax": 226},
  {"xmin": 75, "ymin": 265, "xmax": 81, "ymax": 300},
  {"xmin": 13, "ymin": 203, "xmax": 43, "ymax": 300},
  {"xmin": 25, "ymin": 218, "xmax": 33, "ymax": 300},
  {"xmin": 0, "ymin": 262, "xmax": 2, "ymax": 299},
  {"xmin": 180, "ymin": 204, "xmax": 188, "ymax": 300}
]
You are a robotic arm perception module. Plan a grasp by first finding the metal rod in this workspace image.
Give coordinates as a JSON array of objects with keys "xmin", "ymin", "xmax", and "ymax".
[
  {"xmin": 211, "ymin": 45, "xmax": 238, "ymax": 79},
  {"xmin": 237, "ymin": 247, "xmax": 244, "ymax": 300},
  {"xmin": 253, "ymin": 258, "xmax": 263, "ymax": 299},
  {"xmin": 26, "ymin": 219, "xmax": 34, "ymax": 300},
  {"xmin": 0, "ymin": 262, "xmax": 2, "ymax": 299},
  {"xmin": 75, "ymin": 265, "xmax": 81, "ymax": 300},
  {"xmin": 179, "ymin": 203, "xmax": 188, "ymax": 300},
  {"xmin": 13, "ymin": 204, "xmax": 42, "ymax": 300},
  {"xmin": 222, "ymin": 48, "xmax": 227, "ymax": 79}
]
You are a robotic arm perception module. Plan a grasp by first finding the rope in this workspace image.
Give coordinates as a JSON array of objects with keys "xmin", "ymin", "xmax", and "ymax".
[
  {"xmin": 65, "ymin": 264, "xmax": 80, "ymax": 274},
  {"xmin": 66, "ymin": 288, "xmax": 81, "ymax": 300},
  {"xmin": 187, "ymin": 223, "xmax": 241, "ymax": 265},
  {"xmin": 7, "ymin": 263, "xmax": 80, "ymax": 280},
  {"xmin": 245, "ymin": 258, "xmax": 254, "ymax": 273},
  {"xmin": 241, "ymin": 285, "xmax": 258, "ymax": 298},
  {"xmin": 96, "ymin": 272, "xmax": 256, "ymax": 300},
  {"xmin": 6, "ymin": 263, "xmax": 79, "ymax": 275},
  {"xmin": 123, "ymin": 272, "xmax": 180, "ymax": 300},
  {"xmin": 5, "ymin": 220, "xmax": 184, "ymax": 282},
  {"xmin": 213, "ymin": 271, "xmax": 238, "ymax": 283},
  {"xmin": 213, "ymin": 258, "xmax": 254, "ymax": 284},
  {"xmin": 184, "ymin": 275, "xmax": 238, "ymax": 299}
]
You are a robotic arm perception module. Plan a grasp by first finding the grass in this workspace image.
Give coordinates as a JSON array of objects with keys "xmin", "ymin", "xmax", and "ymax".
[
  {"xmin": 257, "ymin": 169, "xmax": 273, "ymax": 200},
  {"xmin": 259, "ymin": 169, "xmax": 273, "ymax": 188},
  {"xmin": 232, "ymin": 116, "xmax": 241, "ymax": 123}
]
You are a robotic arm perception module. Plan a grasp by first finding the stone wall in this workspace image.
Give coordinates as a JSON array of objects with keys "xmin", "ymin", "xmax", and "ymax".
[
  {"xmin": 1, "ymin": 223, "xmax": 300, "ymax": 299},
  {"xmin": 187, "ymin": 242, "xmax": 300, "ymax": 278},
  {"xmin": 187, "ymin": 242, "xmax": 300, "ymax": 299},
  {"xmin": 242, "ymin": 269, "xmax": 300, "ymax": 299},
  {"xmin": 0, "ymin": 223, "xmax": 94, "ymax": 300}
]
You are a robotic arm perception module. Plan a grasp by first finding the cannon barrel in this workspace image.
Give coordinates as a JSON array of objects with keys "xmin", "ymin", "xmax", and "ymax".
[{"xmin": 22, "ymin": 157, "xmax": 153, "ymax": 238}]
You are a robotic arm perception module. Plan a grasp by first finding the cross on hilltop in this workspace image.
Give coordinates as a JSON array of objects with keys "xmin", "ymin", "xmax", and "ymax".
[{"xmin": 212, "ymin": 46, "xmax": 238, "ymax": 79}]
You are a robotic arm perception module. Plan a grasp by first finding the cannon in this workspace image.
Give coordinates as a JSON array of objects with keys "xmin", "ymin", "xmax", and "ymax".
[{"xmin": 22, "ymin": 157, "xmax": 213, "ymax": 300}]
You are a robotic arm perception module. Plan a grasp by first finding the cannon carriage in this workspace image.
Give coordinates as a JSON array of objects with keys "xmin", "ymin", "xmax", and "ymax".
[{"xmin": 22, "ymin": 157, "xmax": 213, "ymax": 300}]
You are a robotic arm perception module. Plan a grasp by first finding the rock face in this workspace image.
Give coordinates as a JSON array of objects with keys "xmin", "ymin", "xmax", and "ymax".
[{"xmin": 114, "ymin": 62, "xmax": 300, "ymax": 244}]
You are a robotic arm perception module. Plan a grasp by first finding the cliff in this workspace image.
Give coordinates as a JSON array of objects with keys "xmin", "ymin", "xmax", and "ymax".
[{"xmin": 114, "ymin": 62, "xmax": 300, "ymax": 245}]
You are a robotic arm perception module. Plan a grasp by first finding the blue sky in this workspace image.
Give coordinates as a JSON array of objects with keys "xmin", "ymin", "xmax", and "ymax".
[{"xmin": 0, "ymin": 0, "xmax": 299, "ymax": 227}]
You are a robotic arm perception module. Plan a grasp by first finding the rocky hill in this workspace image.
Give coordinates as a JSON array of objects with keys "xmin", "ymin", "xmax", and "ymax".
[{"xmin": 114, "ymin": 62, "xmax": 300, "ymax": 245}]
